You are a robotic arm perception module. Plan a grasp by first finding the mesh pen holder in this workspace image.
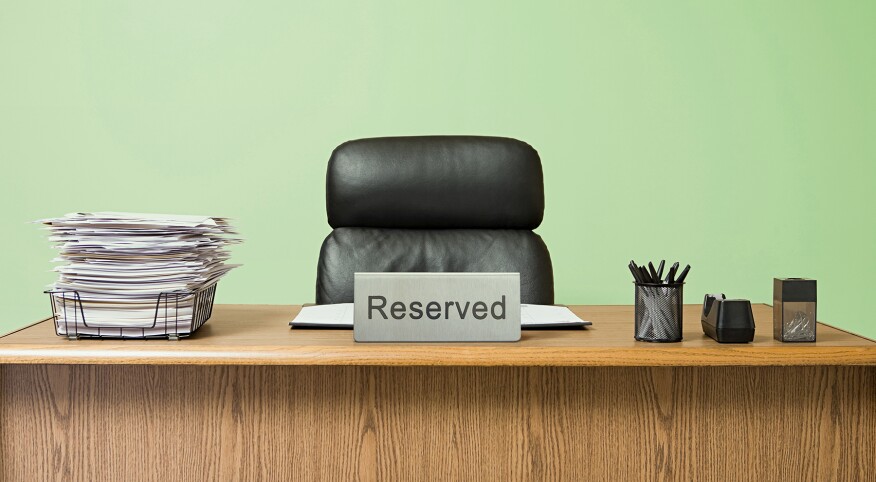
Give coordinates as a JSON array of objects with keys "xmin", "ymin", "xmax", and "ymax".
[{"xmin": 635, "ymin": 282, "xmax": 684, "ymax": 342}]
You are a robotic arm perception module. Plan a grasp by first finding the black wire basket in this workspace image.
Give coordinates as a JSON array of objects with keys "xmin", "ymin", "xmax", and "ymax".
[{"xmin": 45, "ymin": 282, "xmax": 217, "ymax": 340}]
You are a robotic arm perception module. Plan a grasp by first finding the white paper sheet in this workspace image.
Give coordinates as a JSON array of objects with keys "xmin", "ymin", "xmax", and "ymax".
[
  {"xmin": 288, "ymin": 303, "xmax": 355, "ymax": 327},
  {"xmin": 290, "ymin": 303, "xmax": 591, "ymax": 328},
  {"xmin": 520, "ymin": 304, "xmax": 591, "ymax": 326}
]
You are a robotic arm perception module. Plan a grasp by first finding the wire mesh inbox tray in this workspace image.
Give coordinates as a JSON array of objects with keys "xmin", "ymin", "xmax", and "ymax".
[{"xmin": 45, "ymin": 282, "xmax": 218, "ymax": 340}]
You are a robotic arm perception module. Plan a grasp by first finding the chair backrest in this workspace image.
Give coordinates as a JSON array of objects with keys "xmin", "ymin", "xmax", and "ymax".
[{"xmin": 316, "ymin": 135, "xmax": 554, "ymax": 304}]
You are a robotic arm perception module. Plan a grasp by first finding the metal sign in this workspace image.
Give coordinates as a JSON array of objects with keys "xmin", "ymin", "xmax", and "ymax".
[{"xmin": 353, "ymin": 272, "xmax": 521, "ymax": 342}]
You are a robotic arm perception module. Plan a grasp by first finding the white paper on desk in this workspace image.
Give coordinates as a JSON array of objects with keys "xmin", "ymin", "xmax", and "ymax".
[
  {"xmin": 290, "ymin": 303, "xmax": 591, "ymax": 328},
  {"xmin": 289, "ymin": 304, "xmax": 355, "ymax": 327},
  {"xmin": 520, "ymin": 304, "xmax": 591, "ymax": 327}
]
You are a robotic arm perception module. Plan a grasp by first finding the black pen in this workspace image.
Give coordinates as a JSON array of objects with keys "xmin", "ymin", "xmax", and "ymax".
[
  {"xmin": 648, "ymin": 262, "xmax": 659, "ymax": 282},
  {"xmin": 629, "ymin": 261, "xmax": 643, "ymax": 283},
  {"xmin": 639, "ymin": 266, "xmax": 653, "ymax": 283},
  {"xmin": 676, "ymin": 264, "xmax": 691, "ymax": 284},
  {"xmin": 667, "ymin": 262, "xmax": 679, "ymax": 283},
  {"xmin": 656, "ymin": 260, "xmax": 665, "ymax": 280}
]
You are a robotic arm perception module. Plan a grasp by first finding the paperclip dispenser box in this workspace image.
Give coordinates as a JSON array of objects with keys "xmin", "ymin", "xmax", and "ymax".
[{"xmin": 773, "ymin": 278, "xmax": 817, "ymax": 342}]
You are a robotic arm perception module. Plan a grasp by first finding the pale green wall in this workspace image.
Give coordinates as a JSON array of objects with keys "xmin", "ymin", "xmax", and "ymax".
[{"xmin": 1, "ymin": 1, "xmax": 874, "ymax": 338}]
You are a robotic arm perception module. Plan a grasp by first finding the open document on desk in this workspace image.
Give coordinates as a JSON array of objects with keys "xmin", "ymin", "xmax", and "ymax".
[{"xmin": 290, "ymin": 303, "xmax": 591, "ymax": 329}]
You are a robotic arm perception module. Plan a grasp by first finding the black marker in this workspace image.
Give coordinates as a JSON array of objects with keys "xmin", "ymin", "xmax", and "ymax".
[
  {"xmin": 656, "ymin": 260, "xmax": 665, "ymax": 280},
  {"xmin": 629, "ymin": 261, "xmax": 643, "ymax": 283},
  {"xmin": 639, "ymin": 266, "xmax": 653, "ymax": 283},
  {"xmin": 667, "ymin": 262, "xmax": 680, "ymax": 283},
  {"xmin": 676, "ymin": 264, "xmax": 691, "ymax": 284},
  {"xmin": 648, "ymin": 262, "xmax": 659, "ymax": 282}
]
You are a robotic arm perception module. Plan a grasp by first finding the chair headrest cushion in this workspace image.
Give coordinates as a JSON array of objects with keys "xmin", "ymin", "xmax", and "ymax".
[{"xmin": 326, "ymin": 136, "xmax": 544, "ymax": 229}]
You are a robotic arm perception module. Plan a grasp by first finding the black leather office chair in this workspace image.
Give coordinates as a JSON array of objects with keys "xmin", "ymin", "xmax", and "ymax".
[{"xmin": 316, "ymin": 136, "xmax": 554, "ymax": 304}]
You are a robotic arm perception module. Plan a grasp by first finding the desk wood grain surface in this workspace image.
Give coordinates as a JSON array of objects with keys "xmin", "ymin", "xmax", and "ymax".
[
  {"xmin": 2, "ymin": 365, "xmax": 873, "ymax": 481},
  {"xmin": 0, "ymin": 304, "xmax": 873, "ymax": 366}
]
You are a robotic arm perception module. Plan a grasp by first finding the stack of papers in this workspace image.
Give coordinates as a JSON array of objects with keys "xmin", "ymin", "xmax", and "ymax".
[
  {"xmin": 39, "ymin": 212, "xmax": 241, "ymax": 337},
  {"xmin": 290, "ymin": 303, "xmax": 591, "ymax": 328}
]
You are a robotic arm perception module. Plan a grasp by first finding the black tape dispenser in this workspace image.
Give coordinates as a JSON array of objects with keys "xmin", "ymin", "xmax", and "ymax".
[{"xmin": 701, "ymin": 294, "xmax": 756, "ymax": 343}]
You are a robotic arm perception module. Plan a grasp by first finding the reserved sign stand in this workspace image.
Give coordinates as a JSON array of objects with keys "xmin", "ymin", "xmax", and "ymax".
[{"xmin": 353, "ymin": 273, "xmax": 521, "ymax": 342}]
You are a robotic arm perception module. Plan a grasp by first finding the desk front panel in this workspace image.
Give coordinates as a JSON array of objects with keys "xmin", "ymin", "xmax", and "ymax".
[{"xmin": 2, "ymin": 365, "xmax": 873, "ymax": 480}]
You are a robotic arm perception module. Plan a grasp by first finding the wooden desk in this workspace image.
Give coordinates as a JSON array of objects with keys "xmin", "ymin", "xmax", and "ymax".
[{"xmin": 1, "ymin": 304, "xmax": 873, "ymax": 480}]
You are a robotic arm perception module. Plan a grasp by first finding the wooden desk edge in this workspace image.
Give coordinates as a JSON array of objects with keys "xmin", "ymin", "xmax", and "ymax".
[{"xmin": 0, "ymin": 345, "xmax": 874, "ymax": 367}]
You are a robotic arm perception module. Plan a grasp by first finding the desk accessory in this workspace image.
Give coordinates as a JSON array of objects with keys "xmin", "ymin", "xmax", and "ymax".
[
  {"xmin": 700, "ymin": 294, "xmax": 755, "ymax": 343},
  {"xmin": 629, "ymin": 260, "xmax": 690, "ymax": 342},
  {"xmin": 37, "ymin": 212, "xmax": 240, "ymax": 340},
  {"xmin": 46, "ymin": 283, "xmax": 217, "ymax": 340},
  {"xmin": 353, "ymin": 272, "xmax": 521, "ymax": 342},
  {"xmin": 773, "ymin": 278, "xmax": 817, "ymax": 342}
]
